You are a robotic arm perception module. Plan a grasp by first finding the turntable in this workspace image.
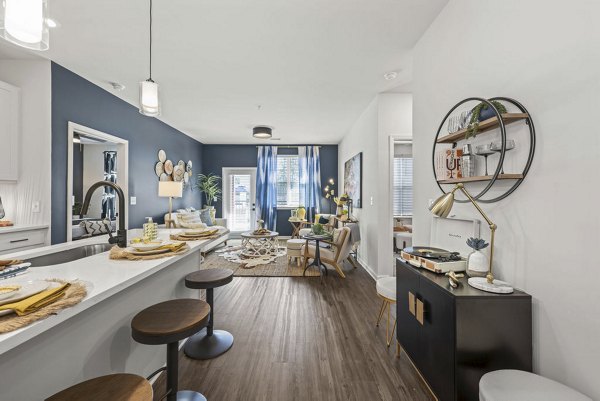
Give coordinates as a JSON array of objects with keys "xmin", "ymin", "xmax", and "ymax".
[{"xmin": 399, "ymin": 216, "xmax": 481, "ymax": 274}]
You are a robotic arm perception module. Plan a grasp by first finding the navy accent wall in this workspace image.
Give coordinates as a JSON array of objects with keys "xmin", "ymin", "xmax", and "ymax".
[
  {"xmin": 202, "ymin": 144, "xmax": 338, "ymax": 236},
  {"xmin": 51, "ymin": 63, "xmax": 203, "ymax": 244}
]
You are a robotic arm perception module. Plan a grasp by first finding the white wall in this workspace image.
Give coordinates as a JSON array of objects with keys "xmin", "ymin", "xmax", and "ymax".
[
  {"xmin": 0, "ymin": 60, "xmax": 51, "ymax": 237},
  {"xmin": 412, "ymin": 0, "xmax": 600, "ymax": 398},
  {"xmin": 339, "ymin": 93, "xmax": 412, "ymax": 278}
]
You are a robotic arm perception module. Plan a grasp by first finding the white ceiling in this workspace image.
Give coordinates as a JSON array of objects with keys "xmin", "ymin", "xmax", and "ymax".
[{"xmin": 1, "ymin": 0, "xmax": 447, "ymax": 144}]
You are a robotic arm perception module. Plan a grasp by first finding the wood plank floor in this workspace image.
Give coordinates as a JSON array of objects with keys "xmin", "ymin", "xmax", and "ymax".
[{"xmin": 153, "ymin": 261, "xmax": 433, "ymax": 401}]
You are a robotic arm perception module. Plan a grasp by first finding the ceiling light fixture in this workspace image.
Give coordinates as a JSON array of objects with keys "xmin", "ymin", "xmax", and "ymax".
[
  {"xmin": 139, "ymin": 0, "xmax": 160, "ymax": 117},
  {"xmin": 0, "ymin": 0, "xmax": 49, "ymax": 51},
  {"xmin": 253, "ymin": 126, "xmax": 273, "ymax": 139},
  {"xmin": 384, "ymin": 71, "xmax": 398, "ymax": 80}
]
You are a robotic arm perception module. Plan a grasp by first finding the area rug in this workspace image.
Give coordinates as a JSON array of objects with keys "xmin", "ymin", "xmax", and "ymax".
[{"xmin": 203, "ymin": 245, "xmax": 320, "ymax": 277}]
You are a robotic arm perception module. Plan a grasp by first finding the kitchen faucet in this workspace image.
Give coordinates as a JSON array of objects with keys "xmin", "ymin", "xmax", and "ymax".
[{"xmin": 80, "ymin": 181, "xmax": 127, "ymax": 248}]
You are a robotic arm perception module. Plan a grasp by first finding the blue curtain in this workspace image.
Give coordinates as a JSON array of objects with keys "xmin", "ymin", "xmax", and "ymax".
[
  {"xmin": 256, "ymin": 146, "xmax": 278, "ymax": 230},
  {"xmin": 299, "ymin": 146, "xmax": 321, "ymax": 222},
  {"xmin": 102, "ymin": 151, "xmax": 117, "ymax": 220}
]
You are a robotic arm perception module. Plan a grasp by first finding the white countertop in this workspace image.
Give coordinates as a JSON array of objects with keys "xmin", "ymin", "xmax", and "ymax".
[
  {"xmin": 0, "ymin": 228, "xmax": 228, "ymax": 355},
  {"xmin": 0, "ymin": 224, "xmax": 49, "ymax": 234}
]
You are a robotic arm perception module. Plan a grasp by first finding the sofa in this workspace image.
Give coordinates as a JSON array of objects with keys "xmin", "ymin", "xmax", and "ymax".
[{"xmin": 163, "ymin": 211, "xmax": 229, "ymax": 254}]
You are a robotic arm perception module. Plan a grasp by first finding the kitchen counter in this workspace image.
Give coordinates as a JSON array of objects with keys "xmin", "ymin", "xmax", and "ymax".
[
  {"xmin": 0, "ymin": 224, "xmax": 49, "ymax": 234},
  {"xmin": 0, "ymin": 228, "xmax": 229, "ymax": 401}
]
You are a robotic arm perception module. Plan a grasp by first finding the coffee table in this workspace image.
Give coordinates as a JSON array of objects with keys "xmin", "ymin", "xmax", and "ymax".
[{"xmin": 241, "ymin": 231, "xmax": 279, "ymax": 257}]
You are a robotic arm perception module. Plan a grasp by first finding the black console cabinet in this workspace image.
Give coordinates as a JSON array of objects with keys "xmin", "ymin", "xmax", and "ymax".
[{"xmin": 396, "ymin": 258, "xmax": 532, "ymax": 401}]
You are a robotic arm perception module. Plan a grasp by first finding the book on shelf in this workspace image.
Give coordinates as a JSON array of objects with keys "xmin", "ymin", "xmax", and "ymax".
[{"xmin": 435, "ymin": 147, "xmax": 463, "ymax": 181}]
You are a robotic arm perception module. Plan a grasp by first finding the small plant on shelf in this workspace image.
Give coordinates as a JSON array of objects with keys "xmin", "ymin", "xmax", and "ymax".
[
  {"xmin": 465, "ymin": 100, "xmax": 508, "ymax": 139},
  {"xmin": 466, "ymin": 237, "xmax": 489, "ymax": 251}
]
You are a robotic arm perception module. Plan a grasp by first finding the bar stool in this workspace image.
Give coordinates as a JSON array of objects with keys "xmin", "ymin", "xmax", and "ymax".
[
  {"xmin": 184, "ymin": 268, "xmax": 234, "ymax": 360},
  {"xmin": 375, "ymin": 276, "xmax": 397, "ymax": 347},
  {"xmin": 131, "ymin": 299, "xmax": 210, "ymax": 401},
  {"xmin": 46, "ymin": 373, "xmax": 152, "ymax": 401}
]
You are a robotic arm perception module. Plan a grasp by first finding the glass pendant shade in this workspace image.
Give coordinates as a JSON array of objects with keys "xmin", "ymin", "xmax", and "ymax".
[
  {"xmin": 0, "ymin": 0, "xmax": 49, "ymax": 51},
  {"xmin": 139, "ymin": 79, "xmax": 160, "ymax": 116}
]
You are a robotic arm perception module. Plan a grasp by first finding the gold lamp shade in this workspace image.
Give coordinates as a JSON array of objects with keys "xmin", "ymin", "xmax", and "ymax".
[{"xmin": 429, "ymin": 191, "xmax": 456, "ymax": 218}]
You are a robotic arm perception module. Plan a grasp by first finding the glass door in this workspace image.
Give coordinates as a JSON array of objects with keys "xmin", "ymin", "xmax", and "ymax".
[{"xmin": 222, "ymin": 168, "xmax": 257, "ymax": 235}]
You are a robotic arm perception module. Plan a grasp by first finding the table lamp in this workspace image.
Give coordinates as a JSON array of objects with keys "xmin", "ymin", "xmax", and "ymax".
[
  {"xmin": 429, "ymin": 183, "xmax": 513, "ymax": 294},
  {"xmin": 159, "ymin": 181, "xmax": 183, "ymax": 228}
]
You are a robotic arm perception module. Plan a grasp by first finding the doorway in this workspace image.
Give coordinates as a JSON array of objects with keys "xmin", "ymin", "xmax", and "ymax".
[
  {"xmin": 222, "ymin": 167, "xmax": 257, "ymax": 236},
  {"xmin": 67, "ymin": 122, "xmax": 129, "ymax": 242}
]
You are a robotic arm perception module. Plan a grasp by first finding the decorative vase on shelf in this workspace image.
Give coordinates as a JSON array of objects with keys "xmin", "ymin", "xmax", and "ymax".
[
  {"xmin": 467, "ymin": 250, "xmax": 489, "ymax": 277},
  {"xmin": 466, "ymin": 237, "xmax": 489, "ymax": 278},
  {"xmin": 296, "ymin": 206, "xmax": 306, "ymax": 220}
]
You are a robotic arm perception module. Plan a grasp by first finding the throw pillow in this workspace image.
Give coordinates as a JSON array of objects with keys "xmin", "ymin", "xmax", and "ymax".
[
  {"xmin": 319, "ymin": 215, "xmax": 330, "ymax": 225},
  {"xmin": 81, "ymin": 220, "xmax": 110, "ymax": 236},
  {"xmin": 330, "ymin": 228, "xmax": 342, "ymax": 254},
  {"xmin": 178, "ymin": 211, "xmax": 203, "ymax": 228},
  {"xmin": 199, "ymin": 208, "xmax": 214, "ymax": 226}
]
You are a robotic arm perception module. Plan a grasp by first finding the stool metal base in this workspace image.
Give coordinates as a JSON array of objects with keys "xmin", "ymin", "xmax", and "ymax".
[
  {"xmin": 177, "ymin": 390, "xmax": 207, "ymax": 401},
  {"xmin": 184, "ymin": 328, "xmax": 234, "ymax": 360}
]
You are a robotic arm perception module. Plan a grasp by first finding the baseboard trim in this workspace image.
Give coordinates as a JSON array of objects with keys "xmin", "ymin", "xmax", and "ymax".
[{"xmin": 357, "ymin": 256, "xmax": 378, "ymax": 281}]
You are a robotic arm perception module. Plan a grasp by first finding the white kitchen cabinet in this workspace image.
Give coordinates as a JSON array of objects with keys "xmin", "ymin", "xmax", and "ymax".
[
  {"xmin": 0, "ymin": 80, "xmax": 20, "ymax": 182},
  {"xmin": 0, "ymin": 225, "xmax": 48, "ymax": 255}
]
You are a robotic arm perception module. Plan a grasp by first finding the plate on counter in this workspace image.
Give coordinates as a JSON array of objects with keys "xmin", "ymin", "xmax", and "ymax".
[
  {"xmin": 129, "ymin": 241, "xmax": 164, "ymax": 252},
  {"xmin": 0, "ymin": 279, "xmax": 49, "ymax": 306},
  {"xmin": 126, "ymin": 247, "xmax": 171, "ymax": 256}
]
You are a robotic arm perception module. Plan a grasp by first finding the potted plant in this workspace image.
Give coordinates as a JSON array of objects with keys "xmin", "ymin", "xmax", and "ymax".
[
  {"xmin": 466, "ymin": 237, "xmax": 489, "ymax": 277},
  {"xmin": 465, "ymin": 100, "xmax": 507, "ymax": 139},
  {"xmin": 196, "ymin": 173, "xmax": 222, "ymax": 222}
]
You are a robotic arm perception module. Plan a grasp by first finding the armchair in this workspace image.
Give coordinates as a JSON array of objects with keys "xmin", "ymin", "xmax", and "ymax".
[
  {"xmin": 302, "ymin": 226, "xmax": 355, "ymax": 278},
  {"xmin": 298, "ymin": 213, "xmax": 337, "ymax": 238}
]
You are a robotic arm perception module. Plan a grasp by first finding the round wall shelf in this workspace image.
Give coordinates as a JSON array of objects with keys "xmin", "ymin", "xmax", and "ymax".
[{"xmin": 431, "ymin": 97, "xmax": 536, "ymax": 203}]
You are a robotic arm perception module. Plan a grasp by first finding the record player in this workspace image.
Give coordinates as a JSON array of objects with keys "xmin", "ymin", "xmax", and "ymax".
[{"xmin": 400, "ymin": 216, "xmax": 480, "ymax": 274}]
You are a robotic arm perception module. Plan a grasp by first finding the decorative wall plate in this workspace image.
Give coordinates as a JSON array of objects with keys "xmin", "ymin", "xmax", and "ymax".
[
  {"xmin": 178, "ymin": 160, "xmax": 185, "ymax": 170},
  {"xmin": 173, "ymin": 165, "xmax": 184, "ymax": 182},
  {"xmin": 154, "ymin": 161, "xmax": 164, "ymax": 177},
  {"xmin": 164, "ymin": 160, "xmax": 174, "ymax": 174},
  {"xmin": 187, "ymin": 161, "xmax": 193, "ymax": 171},
  {"xmin": 184, "ymin": 171, "xmax": 189, "ymax": 183},
  {"xmin": 158, "ymin": 149, "xmax": 167, "ymax": 162},
  {"xmin": 160, "ymin": 173, "xmax": 170, "ymax": 181}
]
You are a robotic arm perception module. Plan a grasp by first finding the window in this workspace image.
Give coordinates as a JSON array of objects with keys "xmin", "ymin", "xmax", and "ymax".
[
  {"xmin": 277, "ymin": 155, "xmax": 300, "ymax": 207},
  {"xmin": 393, "ymin": 156, "xmax": 413, "ymax": 216}
]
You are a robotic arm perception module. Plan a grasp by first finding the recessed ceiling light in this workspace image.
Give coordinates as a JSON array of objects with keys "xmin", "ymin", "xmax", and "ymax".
[
  {"xmin": 109, "ymin": 82, "xmax": 126, "ymax": 91},
  {"xmin": 384, "ymin": 71, "xmax": 399, "ymax": 80},
  {"xmin": 46, "ymin": 18, "xmax": 59, "ymax": 28},
  {"xmin": 253, "ymin": 126, "xmax": 273, "ymax": 139}
]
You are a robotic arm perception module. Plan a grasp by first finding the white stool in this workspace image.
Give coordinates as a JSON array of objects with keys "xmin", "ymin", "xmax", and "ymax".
[
  {"xmin": 287, "ymin": 239, "xmax": 305, "ymax": 267},
  {"xmin": 480, "ymin": 370, "xmax": 592, "ymax": 401},
  {"xmin": 375, "ymin": 276, "xmax": 396, "ymax": 347}
]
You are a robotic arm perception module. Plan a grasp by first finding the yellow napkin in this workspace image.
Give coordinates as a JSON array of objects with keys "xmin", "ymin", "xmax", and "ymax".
[
  {"xmin": 158, "ymin": 241, "xmax": 186, "ymax": 252},
  {"xmin": 0, "ymin": 283, "xmax": 70, "ymax": 316}
]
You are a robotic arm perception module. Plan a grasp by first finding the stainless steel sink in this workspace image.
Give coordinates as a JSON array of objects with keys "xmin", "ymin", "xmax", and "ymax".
[{"xmin": 27, "ymin": 243, "xmax": 114, "ymax": 267}]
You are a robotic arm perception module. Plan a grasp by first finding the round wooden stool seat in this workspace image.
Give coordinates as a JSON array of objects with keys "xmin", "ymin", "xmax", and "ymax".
[
  {"xmin": 131, "ymin": 299, "xmax": 210, "ymax": 345},
  {"xmin": 46, "ymin": 373, "xmax": 152, "ymax": 401},
  {"xmin": 185, "ymin": 268, "xmax": 234, "ymax": 290}
]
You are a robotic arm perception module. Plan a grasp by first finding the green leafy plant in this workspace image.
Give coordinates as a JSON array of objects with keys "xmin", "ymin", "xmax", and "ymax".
[
  {"xmin": 466, "ymin": 237, "xmax": 489, "ymax": 251},
  {"xmin": 196, "ymin": 173, "xmax": 222, "ymax": 207},
  {"xmin": 312, "ymin": 223, "xmax": 325, "ymax": 235},
  {"xmin": 465, "ymin": 101, "xmax": 508, "ymax": 139}
]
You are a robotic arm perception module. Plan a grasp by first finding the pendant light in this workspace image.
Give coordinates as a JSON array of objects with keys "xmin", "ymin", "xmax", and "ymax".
[
  {"xmin": 0, "ymin": 0, "xmax": 49, "ymax": 51},
  {"xmin": 139, "ymin": 0, "xmax": 160, "ymax": 117}
]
